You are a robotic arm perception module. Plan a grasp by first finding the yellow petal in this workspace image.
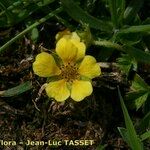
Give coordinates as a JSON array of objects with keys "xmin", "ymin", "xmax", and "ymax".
[
  {"xmin": 71, "ymin": 39, "xmax": 86, "ymax": 60},
  {"xmin": 71, "ymin": 32, "xmax": 80, "ymax": 41},
  {"xmin": 56, "ymin": 38, "xmax": 78, "ymax": 62},
  {"xmin": 78, "ymin": 55, "xmax": 101, "ymax": 79},
  {"xmin": 60, "ymin": 32, "xmax": 80, "ymax": 41},
  {"xmin": 55, "ymin": 29, "xmax": 71, "ymax": 41},
  {"xmin": 33, "ymin": 52, "xmax": 61, "ymax": 77},
  {"xmin": 71, "ymin": 80, "xmax": 93, "ymax": 101},
  {"xmin": 55, "ymin": 30, "xmax": 80, "ymax": 42},
  {"xmin": 45, "ymin": 79, "xmax": 70, "ymax": 102}
]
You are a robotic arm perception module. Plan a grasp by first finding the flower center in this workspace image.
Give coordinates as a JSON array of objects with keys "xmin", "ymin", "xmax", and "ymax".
[{"xmin": 60, "ymin": 62, "xmax": 79, "ymax": 82}]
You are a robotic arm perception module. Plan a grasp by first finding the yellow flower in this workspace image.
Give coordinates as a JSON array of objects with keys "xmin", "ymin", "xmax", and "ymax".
[{"xmin": 33, "ymin": 37, "xmax": 101, "ymax": 102}]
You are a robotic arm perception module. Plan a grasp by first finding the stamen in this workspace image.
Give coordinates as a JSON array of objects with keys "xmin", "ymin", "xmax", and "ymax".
[{"xmin": 60, "ymin": 62, "xmax": 79, "ymax": 82}]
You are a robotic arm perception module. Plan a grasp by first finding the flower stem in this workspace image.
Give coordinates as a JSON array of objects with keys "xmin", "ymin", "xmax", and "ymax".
[
  {"xmin": 0, "ymin": 7, "xmax": 63, "ymax": 53},
  {"xmin": 93, "ymin": 40, "xmax": 123, "ymax": 51}
]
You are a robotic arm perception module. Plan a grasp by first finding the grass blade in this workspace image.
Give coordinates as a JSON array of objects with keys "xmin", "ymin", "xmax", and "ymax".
[
  {"xmin": 117, "ymin": 87, "xmax": 144, "ymax": 150},
  {"xmin": 118, "ymin": 127, "xmax": 131, "ymax": 147},
  {"xmin": 0, "ymin": 81, "xmax": 32, "ymax": 97}
]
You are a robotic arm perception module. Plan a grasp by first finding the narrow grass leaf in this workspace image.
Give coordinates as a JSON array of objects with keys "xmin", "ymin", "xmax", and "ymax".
[
  {"xmin": 0, "ymin": 81, "xmax": 32, "ymax": 97},
  {"xmin": 117, "ymin": 127, "xmax": 131, "ymax": 147},
  {"xmin": 118, "ymin": 87, "xmax": 143, "ymax": 150}
]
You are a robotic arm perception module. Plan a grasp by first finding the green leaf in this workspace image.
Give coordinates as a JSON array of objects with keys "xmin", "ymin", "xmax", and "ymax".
[
  {"xmin": 61, "ymin": 0, "xmax": 112, "ymax": 32},
  {"xmin": 31, "ymin": 27, "xmax": 39, "ymax": 42},
  {"xmin": 140, "ymin": 130, "xmax": 150, "ymax": 141},
  {"xmin": 123, "ymin": 45, "xmax": 150, "ymax": 64},
  {"xmin": 0, "ymin": 1, "xmax": 15, "ymax": 26},
  {"xmin": 0, "ymin": 81, "xmax": 32, "ymax": 97},
  {"xmin": 117, "ymin": 54, "xmax": 137, "ymax": 75},
  {"xmin": 134, "ymin": 93, "xmax": 149, "ymax": 110},
  {"xmin": 124, "ymin": 0, "xmax": 143, "ymax": 24},
  {"xmin": 0, "ymin": 0, "xmax": 56, "ymax": 27},
  {"xmin": 37, "ymin": 0, "xmax": 55, "ymax": 6},
  {"xmin": 118, "ymin": 127, "xmax": 131, "ymax": 147},
  {"xmin": 126, "ymin": 91, "xmax": 149, "ymax": 110},
  {"xmin": 108, "ymin": 0, "xmax": 118, "ymax": 28},
  {"xmin": 116, "ymin": 32, "xmax": 142, "ymax": 45},
  {"xmin": 108, "ymin": 0, "xmax": 125, "ymax": 28},
  {"xmin": 126, "ymin": 74, "xmax": 150, "ymax": 110},
  {"xmin": 118, "ymin": 25, "xmax": 150, "ymax": 34},
  {"xmin": 118, "ymin": 87, "xmax": 144, "ymax": 150},
  {"xmin": 93, "ymin": 40, "xmax": 150, "ymax": 64},
  {"xmin": 131, "ymin": 74, "xmax": 149, "ymax": 91},
  {"xmin": 117, "ymin": 0, "xmax": 125, "ymax": 26}
]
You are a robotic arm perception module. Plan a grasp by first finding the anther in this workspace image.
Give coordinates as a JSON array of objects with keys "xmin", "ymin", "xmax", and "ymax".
[{"xmin": 59, "ymin": 62, "xmax": 79, "ymax": 82}]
